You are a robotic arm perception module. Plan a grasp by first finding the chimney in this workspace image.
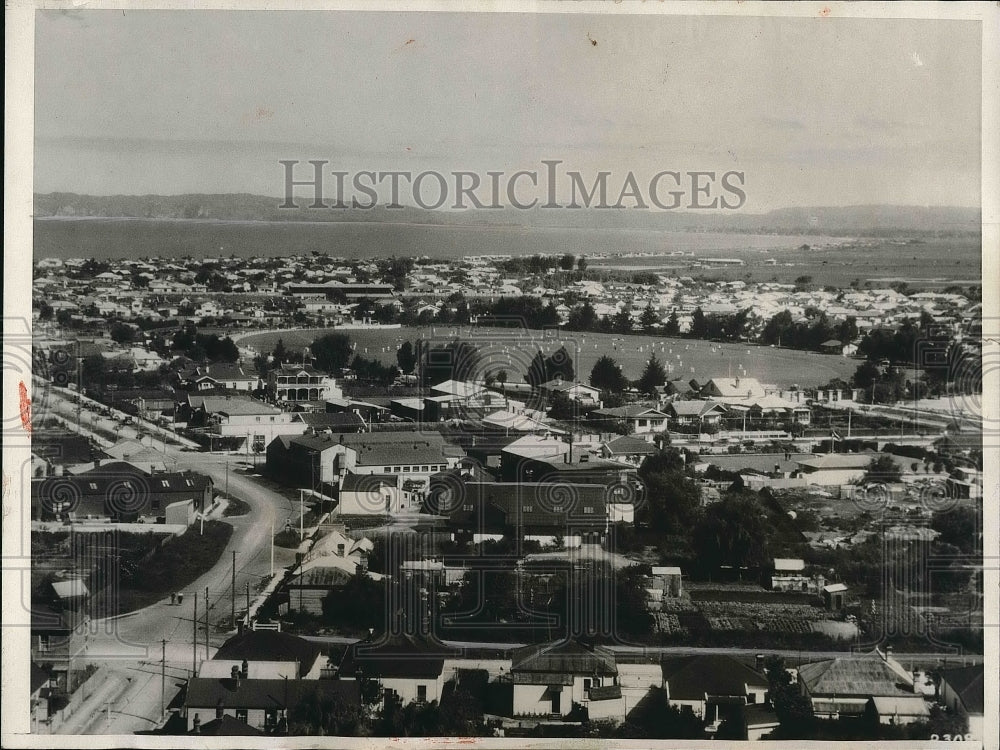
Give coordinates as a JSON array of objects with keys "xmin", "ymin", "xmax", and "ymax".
[
  {"xmin": 241, "ymin": 658, "xmax": 249, "ymax": 679},
  {"xmin": 755, "ymin": 654, "xmax": 766, "ymax": 672},
  {"xmin": 885, "ymin": 645, "xmax": 893, "ymax": 661},
  {"xmin": 231, "ymin": 664, "xmax": 241, "ymax": 687},
  {"xmin": 192, "ymin": 713, "xmax": 201, "ymax": 733}
]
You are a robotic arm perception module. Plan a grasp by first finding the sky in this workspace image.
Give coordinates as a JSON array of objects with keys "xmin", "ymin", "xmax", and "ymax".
[{"xmin": 33, "ymin": 10, "xmax": 982, "ymax": 211}]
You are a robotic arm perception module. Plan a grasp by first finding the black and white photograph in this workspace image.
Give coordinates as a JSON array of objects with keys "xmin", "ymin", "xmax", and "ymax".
[{"xmin": 2, "ymin": 2, "xmax": 997, "ymax": 747}]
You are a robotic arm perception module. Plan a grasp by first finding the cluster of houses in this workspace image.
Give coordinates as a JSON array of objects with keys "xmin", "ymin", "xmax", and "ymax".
[
  {"xmin": 171, "ymin": 626, "xmax": 984, "ymax": 739},
  {"xmin": 33, "ymin": 251, "xmax": 976, "ymax": 349}
]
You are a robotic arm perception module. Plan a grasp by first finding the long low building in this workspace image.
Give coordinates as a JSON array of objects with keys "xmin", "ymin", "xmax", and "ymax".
[{"xmin": 31, "ymin": 460, "xmax": 213, "ymax": 522}]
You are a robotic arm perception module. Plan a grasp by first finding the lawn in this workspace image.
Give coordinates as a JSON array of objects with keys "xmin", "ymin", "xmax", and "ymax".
[
  {"xmin": 87, "ymin": 520, "xmax": 234, "ymax": 616},
  {"xmin": 239, "ymin": 325, "xmax": 859, "ymax": 389}
]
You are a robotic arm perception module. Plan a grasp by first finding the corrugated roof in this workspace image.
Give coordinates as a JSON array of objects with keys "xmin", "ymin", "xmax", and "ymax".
[
  {"xmin": 185, "ymin": 677, "xmax": 360, "ymax": 711},
  {"xmin": 511, "ymin": 638, "xmax": 617, "ymax": 678},
  {"xmin": 213, "ymin": 631, "xmax": 322, "ymax": 675},
  {"xmin": 798, "ymin": 653, "xmax": 913, "ymax": 697}
]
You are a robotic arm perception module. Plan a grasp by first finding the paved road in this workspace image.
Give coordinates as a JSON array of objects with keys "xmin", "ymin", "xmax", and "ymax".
[{"xmin": 39, "ymin": 386, "xmax": 301, "ymax": 734}]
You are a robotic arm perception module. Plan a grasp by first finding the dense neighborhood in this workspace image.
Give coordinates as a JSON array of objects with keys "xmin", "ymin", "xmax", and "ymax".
[{"xmin": 28, "ymin": 250, "xmax": 983, "ymax": 740}]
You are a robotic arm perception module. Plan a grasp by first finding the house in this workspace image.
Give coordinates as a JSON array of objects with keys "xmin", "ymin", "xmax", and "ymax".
[
  {"xmin": 186, "ymin": 395, "xmax": 307, "ymax": 449},
  {"xmin": 537, "ymin": 379, "xmax": 603, "ymax": 409},
  {"xmin": 794, "ymin": 453, "xmax": 874, "ymax": 485},
  {"xmin": 267, "ymin": 363, "xmax": 341, "ymax": 404},
  {"xmin": 510, "ymin": 638, "xmax": 624, "ymax": 722},
  {"xmin": 30, "ymin": 604, "xmax": 89, "ymax": 693},
  {"xmin": 280, "ymin": 529, "xmax": 377, "ymax": 615},
  {"xmin": 432, "ymin": 481, "xmax": 624, "ymax": 547},
  {"xmin": 797, "ymin": 647, "xmax": 915, "ymax": 719},
  {"xmin": 189, "ymin": 714, "xmax": 264, "ymax": 736},
  {"xmin": 178, "ymin": 362, "xmax": 260, "ymax": 393},
  {"xmin": 338, "ymin": 632, "xmax": 454, "ymax": 707},
  {"xmin": 498, "ymin": 434, "xmax": 635, "ymax": 486},
  {"xmin": 660, "ymin": 655, "xmax": 769, "ymax": 731},
  {"xmin": 695, "ymin": 377, "xmax": 767, "ymax": 402},
  {"xmin": 32, "ymin": 461, "xmax": 213, "ymax": 521},
  {"xmin": 266, "ymin": 431, "xmax": 464, "ymax": 490},
  {"xmin": 337, "ymin": 473, "xmax": 420, "ymax": 516},
  {"xmin": 199, "ymin": 630, "xmax": 325, "ymax": 680},
  {"xmin": 184, "ymin": 672, "xmax": 361, "ymax": 732},
  {"xmin": 30, "ymin": 663, "xmax": 51, "ymax": 730},
  {"xmin": 599, "ymin": 435, "xmax": 658, "ymax": 465},
  {"xmin": 666, "ymin": 401, "xmax": 727, "ymax": 430},
  {"xmin": 481, "ymin": 410, "xmax": 563, "ymax": 435},
  {"xmin": 590, "ymin": 405, "xmax": 669, "ymax": 435},
  {"xmin": 768, "ymin": 558, "xmax": 825, "ymax": 594},
  {"xmin": 296, "ymin": 411, "xmax": 366, "ymax": 434},
  {"xmin": 937, "ymin": 664, "xmax": 983, "ymax": 740}
]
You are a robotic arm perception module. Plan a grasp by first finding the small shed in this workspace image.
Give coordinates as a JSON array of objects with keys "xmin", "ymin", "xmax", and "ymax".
[
  {"xmin": 823, "ymin": 583, "xmax": 848, "ymax": 611},
  {"xmin": 651, "ymin": 566, "xmax": 683, "ymax": 597}
]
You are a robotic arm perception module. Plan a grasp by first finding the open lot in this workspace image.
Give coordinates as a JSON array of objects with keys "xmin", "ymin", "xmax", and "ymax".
[{"xmin": 239, "ymin": 326, "xmax": 860, "ymax": 389}]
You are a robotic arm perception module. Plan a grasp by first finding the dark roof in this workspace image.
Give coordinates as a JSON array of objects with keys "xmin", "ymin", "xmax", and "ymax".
[
  {"xmin": 213, "ymin": 631, "xmax": 322, "ymax": 675},
  {"xmin": 185, "ymin": 677, "xmax": 360, "ymax": 711},
  {"xmin": 340, "ymin": 632, "xmax": 453, "ymax": 679},
  {"xmin": 939, "ymin": 664, "xmax": 984, "ymax": 714},
  {"xmin": 289, "ymin": 431, "xmax": 464, "ymax": 467},
  {"xmin": 30, "ymin": 602, "xmax": 82, "ymax": 632},
  {"xmin": 660, "ymin": 655, "xmax": 767, "ymax": 700},
  {"xmin": 30, "ymin": 431, "xmax": 103, "ymax": 465},
  {"xmin": 340, "ymin": 473, "xmax": 397, "ymax": 493},
  {"xmin": 511, "ymin": 638, "xmax": 617, "ymax": 683},
  {"xmin": 299, "ymin": 412, "xmax": 365, "ymax": 430},
  {"xmin": 436, "ymin": 481, "xmax": 613, "ymax": 532},
  {"xmin": 189, "ymin": 714, "xmax": 265, "ymax": 736},
  {"xmin": 603, "ymin": 435, "xmax": 657, "ymax": 456},
  {"xmin": 31, "ymin": 663, "xmax": 50, "ymax": 694}
]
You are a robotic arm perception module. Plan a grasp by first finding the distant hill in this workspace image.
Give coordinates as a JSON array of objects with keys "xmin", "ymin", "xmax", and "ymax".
[{"xmin": 33, "ymin": 193, "xmax": 980, "ymax": 237}]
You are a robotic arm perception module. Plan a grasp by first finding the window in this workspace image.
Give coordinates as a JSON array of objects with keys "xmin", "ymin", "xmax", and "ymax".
[
  {"xmin": 583, "ymin": 678, "xmax": 591, "ymax": 691},
  {"xmin": 384, "ymin": 467, "xmax": 392, "ymax": 473},
  {"xmin": 417, "ymin": 685, "xmax": 427, "ymax": 702},
  {"xmin": 270, "ymin": 416, "xmax": 275, "ymax": 422},
  {"xmin": 462, "ymin": 504, "xmax": 473, "ymax": 511},
  {"xmin": 403, "ymin": 466, "xmax": 411, "ymax": 472},
  {"xmin": 160, "ymin": 480, "xmax": 170, "ymax": 488},
  {"xmin": 255, "ymin": 417, "xmax": 261, "ymax": 423},
  {"xmin": 185, "ymin": 479, "xmax": 194, "ymax": 487},
  {"xmin": 152, "ymin": 499, "xmax": 160, "ymax": 510},
  {"xmin": 421, "ymin": 465, "xmax": 429, "ymax": 472},
  {"xmin": 523, "ymin": 505, "xmax": 533, "ymax": 512},
  {"xmin": 264, "ymin": 709, "xmax": 278, "ymax": 728},
  {"xmin": 235, "ymin": 709, "xmax": 248, "ymax": 723},
  {"xmin": 583, "ymin": 506, "xmax": 594, "ymax": 514},
  {"xmin": 89, "ymin": 482, "xmax": 98, "ymax": 490},
  {"xmin": 393, "ymin": 467, "xmax": 400, "ymax": 473}
]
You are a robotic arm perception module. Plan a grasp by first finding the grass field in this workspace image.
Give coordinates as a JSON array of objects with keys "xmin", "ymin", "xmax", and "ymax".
[
  {"xmin": 591, "ymin": 236, "xmax": 981, "ymax": 289},
  {"xmin": 239, "ymin": 325, "xmax": 860, "ymax": 389}
]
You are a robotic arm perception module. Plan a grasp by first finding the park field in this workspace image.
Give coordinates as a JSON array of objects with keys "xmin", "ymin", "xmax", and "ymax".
[{"xmin": 238, "ymin": 326, "xmax": 860, "ymax": 389}]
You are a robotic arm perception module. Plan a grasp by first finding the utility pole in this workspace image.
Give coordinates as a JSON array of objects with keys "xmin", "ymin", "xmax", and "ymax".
[
  {"xmin": 270, "ymin": 520, "xmax": 274, "ymax": 576},
  {"xmin": 225, "ymin": 460, "xmax": 230, "ymax": 499},
  {"xmin": 299, "ymin": 489, "xmax": 305, "ymax": 542},
  {"xmin": 231, "ymin": 551, "xmax": 237, "ymax": 627},
  {"xmin": 192, "ymin": 592, "xmax": 198, "ymax": 676},
  {"xmin": 160, "ymin": 639, "xmax": 166, "ymax": 719},
  {"xmin": 205, "ymin": 586, "xmax": 210, "ymax": 660},
  {"xmin": 246, "ymin": 581, "xmax": 251, "ymax": 625}
]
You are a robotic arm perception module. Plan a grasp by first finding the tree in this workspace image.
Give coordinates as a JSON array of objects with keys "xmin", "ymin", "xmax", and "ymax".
[
  {"xmin": 640, "ymin": 303, "xmax": 659, "ymax": 332},
  {"xmin": 109, "ymin": 322, "xmax": 135, "ymax": 345},
  {"xmin": 612, "ymin": 307, "xmax": 633, "ymax": 334},
  {"xmin": 577, "ymin": 256, "xmax": 588, "ymax": 272},
  {"xmin": 559, "ymin": 253, "xmax": 576, "ymax": 270},
  {"xmin": 689, "ymin": 307, "xmax": 708, "ymax": 339},
  {"xmin": 861, "ymin": 455, "xmax": 902, "ymax": 485},
  {"xmin": 288, "ymin": 689, "xmax": 367, "ymax": 736},
  {"xmin": 636, "ymin": 354, "xmax": 667, "ymax": 396},
  {"xmin": 419, "ymin": 341, "xmax": 482, "ymax": 386},
  {"xmin": 311, "ymin": 333, "xmax": 353, "ymax": 373},
  {"xmin": 931, "ymin": 506, "xmax": 980, "ymax": 555},
  {"xmin": 692, "ymin": 492, "xmax": 771, "ymax": 573},
  {"xmin": 567, "ymin": 301, "xmax": 598, "ymax": 331},
  {"xmin": 663, "ymin": 309, "xmax": 680, "ymax": 336},
  {"xmin": 636, "ymin": 450, "xmax": 701, "ymax": 533},
  {"xmin": 546, "ymin": 346, "xmax": 576, "ymax": 382},
  {"xmin": 590, "ymin": 355, "xmax": 627, "ymax": 393},
  {"xmin": 273, "ymin": 338, "xmax": 289, "ymax": 365}
]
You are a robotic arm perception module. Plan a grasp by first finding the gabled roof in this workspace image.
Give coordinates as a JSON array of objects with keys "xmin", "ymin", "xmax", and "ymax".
[
  {"xmin": 188, "ymin": 395, "xmax": 280, "ymax": 416},
  {"xmin": 511, "ymin": 638, "xmax": 617, "ymax": 683},
  {"xmin": 870, "ymin": 696, "xmax": 930, "ymax": 717},
  {"xmin": 668, "ymin": 400, "xmax": 726, "ymax": 418},
  {"xmin": 660, "ymin": 655, "xmax": 767, "ymax": 700},
  {"xmin": 213, "ymin": 631, "xmax": 322, "ymax": 675},
  {"xmin": 939, "ymin": 664, "xmax": 984, "ymax": 714}
]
